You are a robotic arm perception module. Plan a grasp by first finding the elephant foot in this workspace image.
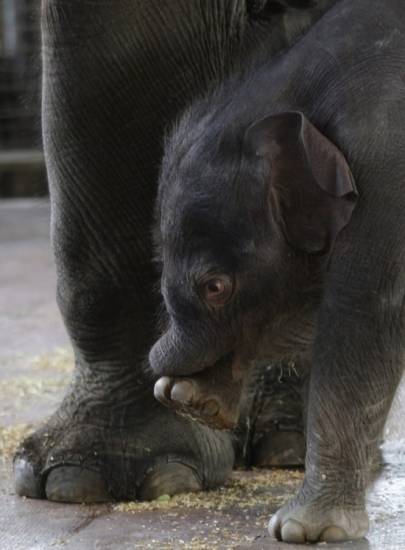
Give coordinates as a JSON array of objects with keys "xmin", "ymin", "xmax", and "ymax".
[
  {"xmin": 251, "ymin": 429, "xmax": 305, "ymax": 467},
  {"xmin": 154, "ymin": 372, "xmax": 242, "ymax": 430},
  {"xmin": 154, "ymin": 354, "xmax": 247, "ymax": 430},
  {"xmin": 243, "ymin": 360, "xmax": 308, "ymax": 468},
  {"xmin": 14, "ymin": 387, "xmax": 234, "ymax": 503},
  {"xmin": 268, "ymin": 492, "xmax": 369, "ymax": 543}
]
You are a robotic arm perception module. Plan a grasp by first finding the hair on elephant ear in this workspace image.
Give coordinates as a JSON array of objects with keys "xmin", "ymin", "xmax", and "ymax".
[{"xmin": 243, "ymin": 111, "xmax": 358, "ymax": 254}]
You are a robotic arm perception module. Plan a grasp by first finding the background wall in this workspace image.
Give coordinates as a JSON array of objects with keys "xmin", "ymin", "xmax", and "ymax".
[{"xmin": 0, "ymin": 0, "xmax": 46, "ymax": 197}]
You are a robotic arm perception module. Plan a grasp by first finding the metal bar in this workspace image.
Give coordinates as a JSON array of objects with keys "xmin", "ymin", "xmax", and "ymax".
[{"xmin": 0, "ymin": 149, "xmax": 44, "ymax": 169}]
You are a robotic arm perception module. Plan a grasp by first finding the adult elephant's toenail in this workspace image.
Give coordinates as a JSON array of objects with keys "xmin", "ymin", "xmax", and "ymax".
[
  {"xmin": 320, "ymin": 525, "xmax": 349, "ymax": 542},
  {"xmin": 139, "ymin": 461, "xmax": 201, "ymax": 501},
  {"xmin": 45, "ymin": 466, "xmax": 110, "ymax": 503},
  {"xmin": 170, "ymin": 380, "xmax": 194, "ymax": 404},
  {"xmin": 14, "ymin": 458, "xmax": 43, "ymax": 498},
  {"xmin": 281, "ymin": 519, "xmax": 306, "ymax": 543}
]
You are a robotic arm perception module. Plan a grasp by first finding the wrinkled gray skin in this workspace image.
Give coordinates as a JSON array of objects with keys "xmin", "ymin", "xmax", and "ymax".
[
  {"xmin": 13, "ymin": 1, "xmax": 336, "ymax": 505},
  {"xmin": 151, "ymin": 0, "xmax": 405, "ymax": 543}
]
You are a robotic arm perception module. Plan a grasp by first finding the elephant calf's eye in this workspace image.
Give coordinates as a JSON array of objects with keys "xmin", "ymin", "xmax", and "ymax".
[{"xmin": 199, "ymin": 274, "xmax": 233, "ymax": 308}]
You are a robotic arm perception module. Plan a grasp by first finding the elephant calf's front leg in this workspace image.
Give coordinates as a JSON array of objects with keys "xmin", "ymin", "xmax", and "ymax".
[{"xmin": 269, "ymin": 298, "xmax": 404, "ymax": 544}]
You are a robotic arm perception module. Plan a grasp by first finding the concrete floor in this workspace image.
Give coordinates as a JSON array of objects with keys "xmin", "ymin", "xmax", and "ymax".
[{"xmin": 0, "ymin": 199, "xmax": 404, "ymax": 550}]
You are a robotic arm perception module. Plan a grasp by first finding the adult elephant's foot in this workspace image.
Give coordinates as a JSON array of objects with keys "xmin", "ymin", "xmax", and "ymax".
[
  {"xmin": 154, "ymin": 360, "xmax": 308, "ymax": 467},
  {"xmin": 268, "ymin": 486, "xmax": 369, "ymax": 544},
  {"xmin": 246, "ymin": 361, "xmax": 308, "ymax": 467},
  {"xmin": 13, "ymin": 380, "xmax": 234, "ymax": 503}
]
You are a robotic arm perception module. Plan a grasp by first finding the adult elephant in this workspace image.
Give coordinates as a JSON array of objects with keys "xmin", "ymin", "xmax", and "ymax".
[{"xmin": 14, "ymin": 0, "xmax": 336, "ymax": 503}]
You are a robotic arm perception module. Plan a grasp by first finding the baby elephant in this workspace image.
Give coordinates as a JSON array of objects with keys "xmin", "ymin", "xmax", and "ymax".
[{"xmin": 150, "ymin": 0, "xmax": 405, "ymax": 544}]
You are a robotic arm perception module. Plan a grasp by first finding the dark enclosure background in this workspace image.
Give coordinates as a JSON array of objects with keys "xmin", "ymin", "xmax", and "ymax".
[{"xmin": 0, "ymin": 0, "xmax": 45, "ymax": 197}]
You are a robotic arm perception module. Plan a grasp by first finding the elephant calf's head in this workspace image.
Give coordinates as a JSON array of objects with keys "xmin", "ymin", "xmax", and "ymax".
[{"xmin": 149, "ymin": 106, "xmax": 357, "ymax": 378}]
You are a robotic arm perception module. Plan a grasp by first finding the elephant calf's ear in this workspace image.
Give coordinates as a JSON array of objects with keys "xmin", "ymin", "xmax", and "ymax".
[{"xmin": 245, "ymin": 111, "xmax": 358, "ymax": 254}]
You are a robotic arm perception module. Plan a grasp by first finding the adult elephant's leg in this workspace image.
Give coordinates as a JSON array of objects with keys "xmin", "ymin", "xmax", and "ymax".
[
  {"xmin": 248, "ymin": 360, "xmax": 309, "ymax": 468},
  {"xmin": 13, "ymin": 0, "xmax": 248, "ymax": 502}
]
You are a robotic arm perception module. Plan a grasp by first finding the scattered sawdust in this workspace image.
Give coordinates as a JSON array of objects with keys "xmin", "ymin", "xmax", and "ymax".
[
  {"xmin": 134, "ymin": 535, "xmax": 258, "ymax": 550},
  {"xmin": 185, "ymin": 534, "xmax": 259, "ymax": 550},
  {"xmin": 114, "ymin": 469, "xmax": 303, "ymax": 514},
  {"xmin": 0, "ymin": 424, "xmax": 34, "ymax": 458},
  {"xmin": 0, "ymin": 349, "xmax": 73, "ymax": 416},
  {"xmin": 115, "ymin": 469, "xmax": 304, "ymax": 548},
  {"xmin": 0, "ymin": 375, "xmax": 70, "ymax": 401},
  {"xmin": 30, "ymin": 348, "xmax": 74, "ymax": 374},
  {"xmin": 0, "ymin": 348, "xmax": 302, "ymax": 550}
]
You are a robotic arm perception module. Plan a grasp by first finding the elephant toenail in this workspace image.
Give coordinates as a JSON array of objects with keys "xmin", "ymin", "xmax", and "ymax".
[
  {"xmin": 202, "ymin": 399, "xmax": 220, "ymax": 417},
  {"xmin": 281, "ymin": 519, "xmax": 306, "ymax": 543},
  {"xmin": 154, "ymin": 376, "xmax": 172, "ymax": 402},
  {"xmin": 320, "ymin": 525, "xmax": 349, "ymax": 542},
  {"xmin": 14, "ymin": 458, "xmax": 43, "ymax": 498},
  {"xmin": 45, "ymin": 466, "xmax": 110, "ymax": 503},
  {"xmin": 138, "ymin": 462, "xmax": 201, "ymax": 501},
  {"xmin": 170, "ymin": 380, "xmax": 194, "ymax": 404}
]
